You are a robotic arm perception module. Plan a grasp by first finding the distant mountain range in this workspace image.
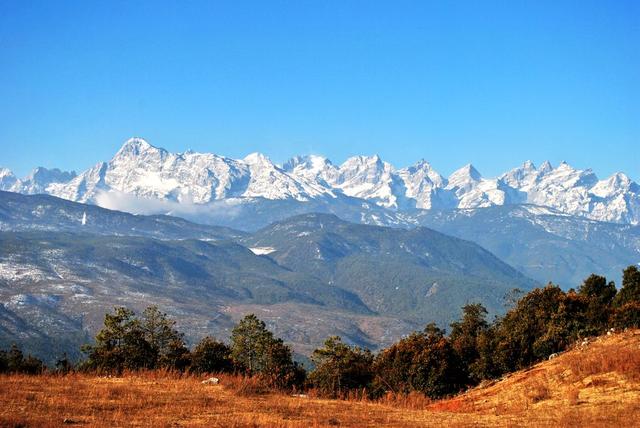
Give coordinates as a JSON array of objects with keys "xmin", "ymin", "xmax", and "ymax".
[
  {"xmin": 413, "ymin": 205, "xmax": 640, "ymax": 288},
  {"xmin": 1, "ymin": 138, "xmax": 639, "ymax": 362},
  {"xmin": 0, "ymin": 191, "xmax": 533, "ymax": 362},
  {"xmin": 1, "ymin": 137, "xmax": 638, "ymax": 225}
]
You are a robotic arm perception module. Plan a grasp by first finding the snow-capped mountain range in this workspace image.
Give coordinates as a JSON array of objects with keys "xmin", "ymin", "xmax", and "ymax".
[{"xmin": 1, "ymin": 137, "xmax": 639, "ymax": 225}]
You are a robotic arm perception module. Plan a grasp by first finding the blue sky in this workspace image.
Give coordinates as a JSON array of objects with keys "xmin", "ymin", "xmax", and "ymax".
[{"xmin": 1, "ymin": 0, "xmax": 638, "ymax": 180}]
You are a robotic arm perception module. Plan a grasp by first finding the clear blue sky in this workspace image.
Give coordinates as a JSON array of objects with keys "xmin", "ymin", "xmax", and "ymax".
[{"xmin": 1, "ymin": 0, "xmax": 638, "ymax": 180}]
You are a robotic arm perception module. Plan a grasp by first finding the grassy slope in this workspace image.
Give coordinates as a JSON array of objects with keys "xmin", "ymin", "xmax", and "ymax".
[{"xmin": 1, "ymin": 330, "xmax": 639, "ymax": 427}]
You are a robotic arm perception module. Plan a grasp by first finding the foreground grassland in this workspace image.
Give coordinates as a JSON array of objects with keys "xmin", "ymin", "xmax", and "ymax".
[{"xmin": 1, "ymin": 330, "xmax": 639, "ymax": 427}]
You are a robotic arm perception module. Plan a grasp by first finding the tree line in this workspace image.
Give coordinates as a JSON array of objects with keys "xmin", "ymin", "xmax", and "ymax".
[{"xmin": 2, "ymin": 265, "xmax": 639, "ymax": 399}]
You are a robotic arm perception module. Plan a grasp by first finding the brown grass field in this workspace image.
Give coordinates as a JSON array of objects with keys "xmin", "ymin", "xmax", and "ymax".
[{"xmin": 1, "ymin": 330, "xmax": 639, "ymax": 427}]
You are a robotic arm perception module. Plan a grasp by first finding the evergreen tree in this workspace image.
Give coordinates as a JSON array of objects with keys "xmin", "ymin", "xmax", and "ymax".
[
  {"xmin": 140, "ymin": 306, "xmax": 190, "ymax": 370},
  {"xmin": 494, "ymin": 285, "xmax": 593, "ymax": 372},
  {"xmin": 0, "ymin": 344, "xmax": 44, "ymax": 374},
  {"xmin": 577, "ymin": 274, "xmax": 616, "ymax": 331},
  {"xmin": 614, "ymin": 266, "xmax": 640, "ymax": 306},
  {"xmin": 55, "ymin": 353, "xmax": 73, "ymax": 374},
  {"xmin": 578, "ymin": 274, "xmax": 616, "ymax": 305},
  {"xmin": 230, "ymin": 314, "xmax": 303, "ymax": 388},
  {"xmin": 450, "ymin": 303, "xmax": 489, "ymax": 382},
  {"xmin": 0, "ymin": 349, "xmax": 7, "ymax": 373},
  {"xmin": 82, "ymin": 307, "xmax": 155, "ymax": 373},
  {"xmin": 230, "ymin": 314, "xmax": 273, "ymax": 375},
  {"xmin": 7, "ymin": 343, "xmax": 25, "ymax": 372}
]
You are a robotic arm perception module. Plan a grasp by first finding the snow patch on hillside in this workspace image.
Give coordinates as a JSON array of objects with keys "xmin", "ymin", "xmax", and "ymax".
[{"xmin": 249, "ymin": 247, "xmax": 276, "ymax": 255}]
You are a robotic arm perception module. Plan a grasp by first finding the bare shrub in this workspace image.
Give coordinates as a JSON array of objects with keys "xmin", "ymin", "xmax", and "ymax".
[
  {"xmin": 566, "ymin": 386, "xmax": 579, "ymax": 405},
  {"xmin": 565, "ymin": 346, "xmax": 640, "ymax": 382},
  {"xmin": 525, "ymin": 378, "xmax": 551, "ymax": 403},
  {"xmin": 222, "ymin": 375, "xmax": 271, "ymax": 396}
]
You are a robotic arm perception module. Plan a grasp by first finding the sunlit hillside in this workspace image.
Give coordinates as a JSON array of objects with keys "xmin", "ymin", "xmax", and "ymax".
[{"xmin": 1, "ymin": 330, "xmax": 638, "ymax": 427}]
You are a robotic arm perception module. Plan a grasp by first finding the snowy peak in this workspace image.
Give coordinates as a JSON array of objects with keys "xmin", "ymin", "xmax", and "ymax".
[
  {"xmin": 500, "ymin": 161, "xmax": 540, "ymax": 190},
  {"xmin": 451, "ymin": 163, "xmax": 482, "ymax": 180},
  {"xmin": 331, "ymin": 155, "xmax": 401, "ymax": 208},
  {"xmin": 4, "ymin": 137, "xmax": 639, "ymax": 225},
  {"xmin": 116, "ymin": 137, "xmax": 161, "ymax": 156},
  {"xmin": 447, "ymin": 164, "xmax": 482, "ymax": 189},
  {"xmin": 282, "ymin": 154, "xmax": 334, "ymax": 174},
  {"xmin": 337, "ymin": 155, "xmax": 390, "ymax": 181},
  {"xmin": 0, "ymin": 168, "xmax": 18, "ymax": 191},
  {"xmin": 396, "ymin": 160, "xmax": 448, "ymax": 209},
  {"xmin": 0, "ymin": 167, "xmax": 77, "ymax": 195},
  {"xmin": 539, "ymin": 161, "xmax": 553, "ymax": 174},
  {"xmin": 241, "ymin": 152, "xmax": 334, "ymax": 201},
  {"xmin": 592, "ymin": 172, "xmax": 635, "ymax": 197},
  {"xmin": 25, "ymin": 167, "xmax": 76, "ymax": 185},
  {"xmin": 112, "ymin": 137, "xmax": 167, "ymax": 167},
  {"xmin": 337, "ymin": 155, "xmax": 386, "ymax": 174},
  {"xmin": 400, "ymin": 159, "xmax": 445, "ymax": 187},
  {"xmin": 282, "ymin": 155, "xmax": 338, "ymax": 186},
  {"xmin": 243, "ymin": 152, "xmax": 272, "ymax": 165}
]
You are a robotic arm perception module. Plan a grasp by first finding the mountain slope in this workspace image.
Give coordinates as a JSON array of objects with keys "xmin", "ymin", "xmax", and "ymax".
[
  {"xmin": 241, "ymin": 213, "xmax": 535, "ymax": 323},
  {"xmin": 0, "ymin": 190, "xmax": 243, "ymax": 241},
  {"xmin": 0, "ymin": 196, "xmax": 537, "ymax": 360},
  {"xmin": 413, "ymin": 204, "xmax": 640, "ymax": 287},
  {"xmin": 0, "ymin": 230, "xmax": 373, "ymax": 360},
  {"xmin": 433, "ymin": 330, "xmax": 640, "ymax": 426}
]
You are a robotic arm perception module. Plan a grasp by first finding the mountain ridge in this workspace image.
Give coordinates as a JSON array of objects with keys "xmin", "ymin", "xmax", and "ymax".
[
  {"xmin": 0, "ymin": 195, "xmax": 535, "ymax": 360},
  {"xmin": 1, "ymin": 137, "xmax": 638, "ymax": 225}
]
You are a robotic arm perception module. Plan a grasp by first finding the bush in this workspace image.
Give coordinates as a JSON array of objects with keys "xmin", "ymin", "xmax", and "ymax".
[
  {"xmin": 493, "ymin": 285, "xmax": 591, "ymax": 372},
  {"xmin": 189, "ymin": 336, "xmax": 234, "ymax": 374},
  {"xmin": 309, "ymin": 336, "xmax": 374, "ymax": 398},
  {"xmin": 611, "ymin": 302, "xmax": 640, "ymax": 329},
  {"xmin": 373, "ymin": 324, "xmax": 466, "ymax": 399},
  {"xmin": 0, "ymin": 344, "xmax": 45, "ymax": 374}
]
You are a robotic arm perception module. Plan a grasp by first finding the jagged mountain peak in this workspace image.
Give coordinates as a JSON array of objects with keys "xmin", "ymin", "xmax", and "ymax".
[
  {"xmin": 340, "ymin": 154, "xmax": 387, "ymax": 169},
  {"xmin": 4, "ymin": 137, "xmax": 639, "ymax": 225},
  {"xmin": 406, "ymin": 159, "xmax": 435, "ymax": 171},
  {"xmin": 500, "ymin": 161, "xmax": 539, "ymax": 186},
  {"xmin": 0, "ymin": 167, "xmax": 16, "ymax": 179},
  {"xmin": 592, "ymin": 172, "xmax": 635, "ymax": 194},
  {"xmin": 398, "ymin": 160, "xmax": 447, "ymax": 207},
  {"xmin": 26, "ymin": 167, "xmax": 77, "ymax": 182},
  {"xmin": 539, "ymin": 160, "xmax": 553, "ymax": 173},
  {"xmin": 609, "ymin": 172, "xmax": 633, "ymax": 186},
  {"xmin": 282, "ymin": 154, "xmax": 332, "ymax": 170},
  {"xmin": 116, "ymin": 137, "xmax": 160, "ymax": 155},
  {"xmin": 558, "ymin": 160, "xmax": 576, "ymax": 168},
  {"xmin": 243, "ymin": 152, "xmax": 273, "ymax": 165},
  {"xmin": 448, "ymin": 163, "xmax": 482, "ymax": 183},
  {"xmin": 0, "ymin": 168, "xmax": 18, "ymax": 191}
]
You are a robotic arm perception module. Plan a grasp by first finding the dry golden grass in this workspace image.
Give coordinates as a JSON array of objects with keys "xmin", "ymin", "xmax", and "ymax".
[
  {"xmin": 432, "ymin": 329, "xmax": 640, "ymax": 427},
  {"xmin": 1, "ymin": 330, "xmax": 639, "ymax": 427}
]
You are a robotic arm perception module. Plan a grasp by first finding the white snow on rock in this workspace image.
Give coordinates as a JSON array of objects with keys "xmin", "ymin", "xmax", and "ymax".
[
  {"xmin": 2, "ymin": 138, "xmax": 639, "ymax": 225},
  {"xmin": 249, "ymin": 247, "xmax": 277, "ymax": 255}
]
